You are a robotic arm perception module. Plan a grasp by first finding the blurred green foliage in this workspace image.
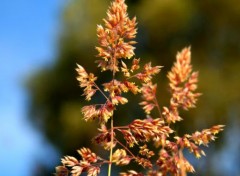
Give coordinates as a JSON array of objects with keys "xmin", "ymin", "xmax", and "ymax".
[{"xmin": 27, "ymin": 0, "xmax": 240, "ymax": 175}]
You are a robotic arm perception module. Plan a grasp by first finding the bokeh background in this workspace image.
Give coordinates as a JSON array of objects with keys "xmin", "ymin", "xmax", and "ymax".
[{"xmin": 1, "ymin": 0, "xmax": 240, "ymax": 175}]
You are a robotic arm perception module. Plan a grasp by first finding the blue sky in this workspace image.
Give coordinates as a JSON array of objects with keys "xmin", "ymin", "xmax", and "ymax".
[{"xmin": 0, "ymin": 0, "xmax": 64, "ymax": 175}]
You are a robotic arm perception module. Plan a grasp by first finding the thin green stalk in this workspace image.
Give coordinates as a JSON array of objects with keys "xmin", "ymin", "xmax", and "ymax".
[{"xmin": 108, "ymin": 117, "xmax": 114, "ymax": 176}]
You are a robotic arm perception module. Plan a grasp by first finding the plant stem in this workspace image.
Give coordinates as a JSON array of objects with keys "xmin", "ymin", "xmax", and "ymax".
[
  {"xmin": 93, "ymin": 82, "xmax": 110, "ymax": 101},
  {"xmin": 108, "ymin": 117, "xmax": 114, "ymax": 176},
  {"xmin": 154, "ymin": 96, "xmax": 162, "ymax": 118}
]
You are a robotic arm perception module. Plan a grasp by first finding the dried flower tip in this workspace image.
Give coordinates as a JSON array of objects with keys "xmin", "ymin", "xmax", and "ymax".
[
  {"xmin": 76, "ymin": 64, "xmax": 97, "ymax": 101},
  {"xmin": 120, "ymin": 170, "xmax": 144, "ymax": 176},
  {"xmin": 210, "ymin": 125, "xmax": 225, "ymax": 135},
  {"xmin": 77, "ymin": 148, "xmax": 98, "ymax": 163},
  {"xmin": 168, "ymin": 47, "xmax": 192, "ymax": 85},
  {"xmin": 61, "ymin": 156, "xmax": 79, "ymax": 167},
  {"xmin": 190, "ymin": 125, "xmax": 225, "ymax": 146}
]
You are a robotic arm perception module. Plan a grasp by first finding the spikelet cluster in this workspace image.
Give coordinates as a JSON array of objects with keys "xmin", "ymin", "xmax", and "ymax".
[
  {"xmin": 55, "ymin": 0, "xmax": 224, "ymax": 175},
  {"xmin": 95, "ymin": 0, "xmax": 137, "ymax": 72}
]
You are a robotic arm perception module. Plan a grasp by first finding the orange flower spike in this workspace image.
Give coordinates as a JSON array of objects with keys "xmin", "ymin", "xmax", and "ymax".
[
  {"xmin": 96, "ymin": 0, "xmax": 137, "ymax": 73},
  {"xmin": 168, "ymin": 47, "xmax": 192, "ymax": 89},
  {"xmin": 167, "ymin": 47, "xmax": 201, "ymax": 110},
  {"xmin": 76, "ymin": 64, "xmax": 97, "ymax": 101}
]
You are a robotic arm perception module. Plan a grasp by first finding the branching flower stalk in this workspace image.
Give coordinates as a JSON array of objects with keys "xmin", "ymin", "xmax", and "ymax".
[{"xmin": 55, "ymin": 0, "xmax": 224, "ymax": 176}]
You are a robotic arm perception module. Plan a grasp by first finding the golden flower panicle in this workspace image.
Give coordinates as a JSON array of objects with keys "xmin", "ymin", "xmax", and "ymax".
[
  {"xmin": 168, "ymin": 47, "xmax": 192, "ymax": 87},
  {"xmin": 167, "ymin": 47, "xmax": 201, "ymax": 110},
  {"xmin": 96, "ymin": 0, "xmax": 137, "ymax": 72},
  {"xmin": 56, "ymin": 0, "xmax": 225, "ymax": 175},
  {"xmin": 76, "ymin": 64, "xmax": 97, "ymax": 101}
]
